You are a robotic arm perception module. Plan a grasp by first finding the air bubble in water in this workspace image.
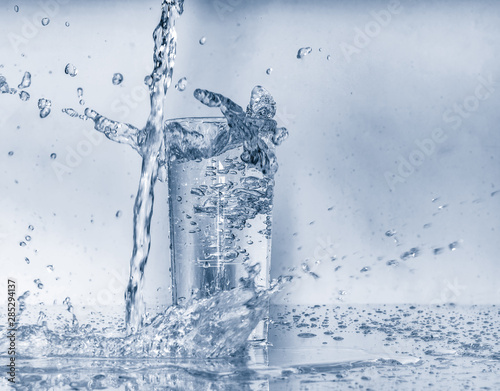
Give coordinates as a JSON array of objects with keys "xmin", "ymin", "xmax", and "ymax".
[
  {"xmin": 20, "ymin": 241, "xmax": 26, "ymax": 247},
  {"xmin": 175, "ymin": 77, "xmax": 187, "ymax": 91},
  {"xmin": 14, "ymin": 5, "xmax": 19, "ymax": 12},
  {"xmin": 65, "ymin": 22, "xmax": 70, "ymax": 27},
  {"xmin": 46, "ymin": 265, "xmax": 54, "ymax": 272},
  {"xmin": 19, "ymin": 91, "xmax": 30, "ymax": 101},
  {"xmin": 65, "ymin": 63, "xmax": 78, "ymax": 77},
  {"xmin": 360, "ymin": 266, "xmax": 371, "ymax": 273},
  {"xmin": 25, "ymin": 235, "xmax": 31, "ymax": 241},
  {"xmin": 18, "ymin": 71, "xmax": 31, "ymax": 89},
  {"xmin": 50, "ymin": 153, "xmax": 57, "ymax": 159},
  {"xmin": 199, "ymin": 36, "xmax": 206, "ymax": 45},
  {"xmin": 385, "ymin": 229, "xmax": 396, "ymax": 237},
  {"xmin": 8, "ymin": 151, "xmax": 14, "ymax": 156},
  {"xmin": 297, "ymin": 47, "xmax": 312, "ymax": 59},
  {"xmin": 25, "ymin": 257, "xmax": 30, "ymax": 264},
  {"xmin": 327, "ymin": 55, "xmax": 331, "ymax": 60},
  {"xmin": 41, "ymin": 17, "xmax": 50, "ymax": 26},
  {"xmin": 112, "ymin": 73, "xmax": 123, "ymax": 85},
  {"xmin": 28, "ymin": 225, "xmax": 34, "ymax": 231},
  {"xmin": 116, "ymin": 210, "xmax": 122, "ymax": 218},
  {"xmin": 449, "ymin": 241, "xmax": 459, "ymax": 251},
  {"xmin": 266, "ymin": 68, "xmax": 272, "ymax": 75},
  {"xmin": 38, "ymin": 98, "xmax": 52, "ymax": 118}
]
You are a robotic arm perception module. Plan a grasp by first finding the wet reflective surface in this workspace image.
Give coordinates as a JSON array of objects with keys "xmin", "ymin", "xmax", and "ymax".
[{"xmin": 3, "ymin": 304, "xmax": 499, "ymax": 390}]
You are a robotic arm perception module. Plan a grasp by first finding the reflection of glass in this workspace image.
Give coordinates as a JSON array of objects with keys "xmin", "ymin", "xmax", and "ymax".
[{"xmin": 167, "ymin": 117, "xmax": 274, "ymax": 340}]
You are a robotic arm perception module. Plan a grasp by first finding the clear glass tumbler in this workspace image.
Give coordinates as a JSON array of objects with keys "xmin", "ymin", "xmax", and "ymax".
[{"xmin": 166, "ymin": 117, "xmax": 274, "ymax": 340}]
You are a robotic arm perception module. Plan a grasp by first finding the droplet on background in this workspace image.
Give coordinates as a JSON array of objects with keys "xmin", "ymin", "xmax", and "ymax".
[
  {"xmin": 50, "ymin": 153, "xmax": 57, "ymax": 159},
  {"xmin": 65, "ymin": 63, "xmax": 78, "ymax": 77},
  {"xmin": 326, "ymin": 55, "xmax": 331, "ymax": 61},
  {"xmin": 19, "ymin": 91, "xmax": 30, "ymax": 101},
  {"xmin": 199, "ymin": 36, "xmax": 206, "ymax": 45},
  {"xmin": 25, "ymin": 235, "xmax": 31, "ymax": 241},
  {"xmin": 34, "ymin": 279, "xmax": 44, "ymax": 289},
  {"xmin": 46, "ymin": 265, "xmax": 54, "ymax": 272},
  {"xmin": 18, "ymin": 71, "xmax": 31, "ymax": 89},
  {"xmin": 297, "ymin": 47, "xmax": 312, "ymax": 59},
  {"xmin": 175, "ymin": 77, "xmax": 187, "ymax": 91},
  {"xmin": 14, "ymin": 5, "xmax": 19, "ymax": 12},
  {"xmin": 28, "ymin": 225, "xmax": 34, "ymax": 231},
  {"xmin": 8, "ymin": 151, "xmax": 14, "ymax": 156},
  {"xmin": 266, "ymin": 68, "xmax": 272, "ymax": 75},
  {"xmin": 116, "ymin": 210, "xmax": 122, "ymax": 218},
  {"xmin": 65, "ymin": 22, "xmax": 70, "ymax": 27},
  {"xmin": 41, "ymin": 17, "xmax": 50, "ymax": 26},
  {"xmin": 25, "ymin": 257, "xmax": 30, "ymax": 264},
  {"xmin": 20, "ymin": 241, "xmax": 26, "ymax": 247},
  {"xmin": 112, "ymin": 73, "xmax": 123, "ymax": 85},
  {"xmin": 360, "ymin": 266, "xmax": 371, "ymax": 273}
]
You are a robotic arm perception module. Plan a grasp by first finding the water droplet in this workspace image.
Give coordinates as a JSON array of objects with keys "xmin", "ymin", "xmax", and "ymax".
[
  {"xmin": 28, "ymin": 225, "xmax": 34, "ymax": 231},
  {"xmin": 449, "ymin": 241, "xmax": 459, "ymax": 251},
  {"xmin": 116, "ymin": 210, "xmax": 122, "ymax": 218},
  {"xmin": 46, "ymin": 265, "xmax": 54, "ymax": 272},
  {"xmin": 18, "ymin": 71, "xmax": 31, "ymax": 89},
  {"xmin": 34, "ymin": 279, "xmax": 44, "ymax": 289},
  {"xmin": 190, "ymin": 188, "xmax": 205, "ymax": 196},
  {"xmin": 298, "ymin": 332, "xmax": 317, "ymax": 338},
  {"xmin": 50, "ymin": 153, "xmax": 57, "ymax": 159},
  {"xmin": 38, "ymin": 98, "xmax": 52, "ymax": 118},
  {"xmin": 360, "ymin": 266, "xmax": 371, "ymax": 273},
  {"xmin": 247, "ymin": 239, "xmax": 253, "ymax": 245},
  {"xmin": 25, "ymin": 257, "xmax": 30, "ymax": 264},
  {"xmin": 14, "ymin": 5, "xmax": 19, "ymax": 12},
  {"xmin": 8, "ymin": 151, "xmax": 14, "ymax": 156},
  {"xmin": 297, "ymin": 47, "xmax": 312, "ymax": 59},
  {"xmin": 385, "ymin": 229, "xmax": 396, "ymax": 237},
  {"xmin": 266, "ymin": 68, "xmax": 272, "ymax": 75},
  {"xmin": 175, "ymin": 77, "xmax": 187, "ymax": 91},
  {"xmin": 20, "ymin": 241, "xmax": 26, "ymax": 247},
  {"xmin": 246, "ymin": 85, "xmax": 276, "ymax": 119},
  {"xmin": 25, "ymin": 235, "xmax": 31, "ymax": 241},
  {"xmin": 62, "ymin": 108, "xmax": 79, "ymax": 117},
  {"xmin": 177, "ymin": 196, "xmax": 182, "ymax": 202},
  {"xmin": 423, "ymin": 223, "xmax": 432, "ymax": 229},
  {"xmin": 65, "ymin": 63, "xmax": 78, "ymax": 77},
  {"xmin": 199, "ymin": 36, "xmax": 206, "ymax": 45},
  {"xmin": 19, "ymin": 90, "xmax": 30, "ymax": 101},
  {"xmin": 326, "ymin": 55, "xmax": 331, "ymax": 61},
  {"xmin": 41, "ymin": 17, "xmax": 50, "ymax": 26},
  {"xmin": 400, "ymin": 247, "xmax": 420, "ymax": 260},
  {"xmin": 112, "ymin": 73, "xmax": 123, "ymax": 85},
  {"xmin": 77, "ymin": 87, "xmax": 83, "ymax": 98},
  {"xmin": 386, "ymin": 259, "xmax": 398, "ymax": 266},
  {"xmin": 65, "ymin": 22, "xmax": 70, "ymax": 27},
  {"xmin": 433, "ymin": 247, "xmax": 444, "ymax": 255},
  {"xmin": 144, "ymin": 75, "xmax": 153, "ymax": 86}
]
